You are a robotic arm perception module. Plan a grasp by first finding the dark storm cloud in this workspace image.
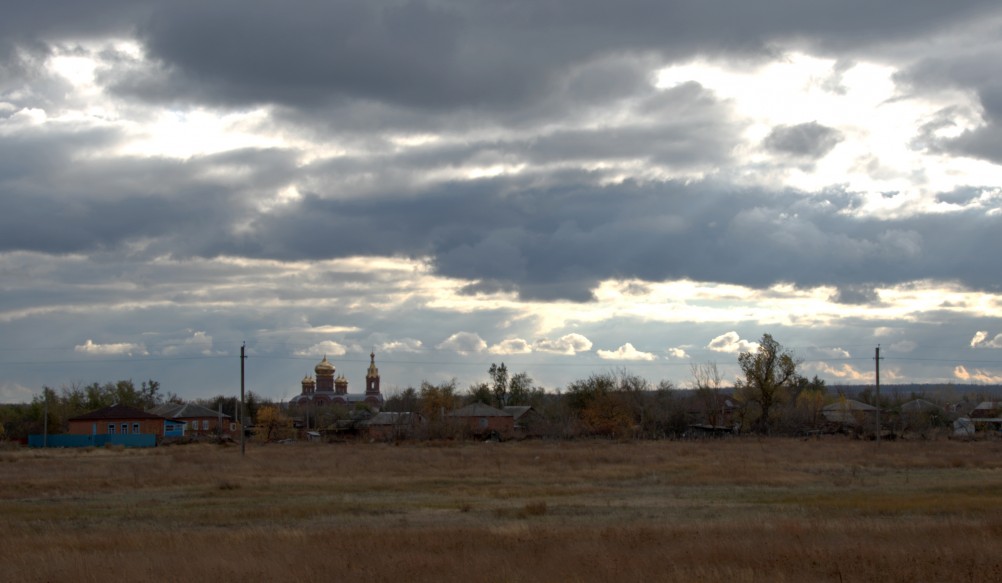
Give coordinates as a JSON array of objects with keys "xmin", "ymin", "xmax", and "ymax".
[
  {"xmin": 70, "ymin": 0, "xmax": 990, "ymax": 116},
  {"xmin": 6, "ymin": 121, "xmax": 995, "ymax": 302},
  {"xmin": 220, "ymin": 177, "xmax": 1001, "ymax": 301},
  {"xmin": 3, "ymin": 0, "xmax": 1001, "ymax": 303},
  {"xmin": 829, "ymin": 285, "xmax": 880, "ymax": 305},
  {"xmin": 763, "ymin": 122, "xmax": 843, "ymax": 159},
  {"xmin": 935, "ymin": 187, "xmax": 988, "ymax": 206},
  {"xmin": 0, "ymin": 130, "xmax": 298, "ymax": 256},
  {"xmin": 899, "ymin": 52, "xmax": 1002, "ymax": 163},
  {"xmin": 0, "ymin": 1, "xmax": 152, "ymax": 41}
]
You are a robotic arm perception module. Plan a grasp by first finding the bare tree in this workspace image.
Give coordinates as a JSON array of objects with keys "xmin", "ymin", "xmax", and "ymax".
[{"xmin": 691, "ymin": 362, "xmax": 724, "ymax": 427}]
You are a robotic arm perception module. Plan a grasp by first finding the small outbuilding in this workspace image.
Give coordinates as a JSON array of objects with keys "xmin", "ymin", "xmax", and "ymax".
[
  {"xmin": 969, "ymin": 401, "xmax": 1002, "ymax": 430},
  {"xmin": 503, "ymin": 406, "xmax": 546, "ymax": 437},
  {"xmin": 361, "ymin": 412, "xmax": 425, "ymax": 441}
]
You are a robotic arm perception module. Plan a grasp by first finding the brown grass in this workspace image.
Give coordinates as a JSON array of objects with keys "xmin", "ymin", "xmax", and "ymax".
[{"xmin": 2, "ymin": 438, "xmax": 1002, "ymax": 582}]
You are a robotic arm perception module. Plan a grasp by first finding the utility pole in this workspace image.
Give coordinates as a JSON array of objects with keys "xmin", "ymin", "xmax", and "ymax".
[
  {"xmin": 43, "ymin": 389, "xmax": 48, "ymax": 449},
  {"xmin": 239, "ymin": 340, "xmax": 245, "ymax": 458},
  {"xmin": 875, "ymin": 345, "xmax": 882, "ymax": 446}
]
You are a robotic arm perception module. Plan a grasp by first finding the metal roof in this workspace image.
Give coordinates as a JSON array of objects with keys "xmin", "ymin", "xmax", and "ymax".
[
  {"xmin": 149, "ymin": 403, "xmax": 232, "ymax": 419},
  {"xmin": 449, "ymin": 402, "xmax": 512, "ymax": 417},
  {"xmin": 69, "ymin": 403, "xmax": 166, "ymax": 421}
]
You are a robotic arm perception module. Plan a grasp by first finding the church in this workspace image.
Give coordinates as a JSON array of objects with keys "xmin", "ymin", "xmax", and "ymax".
[{"xmin": 289, "ymin": 352, "xmax": 384, "ymax": 410}]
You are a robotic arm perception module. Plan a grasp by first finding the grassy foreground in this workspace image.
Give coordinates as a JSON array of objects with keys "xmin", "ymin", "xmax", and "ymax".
[{"xmin": 2, "ymin": 438, "xmax": 1001, "ymax": 582}]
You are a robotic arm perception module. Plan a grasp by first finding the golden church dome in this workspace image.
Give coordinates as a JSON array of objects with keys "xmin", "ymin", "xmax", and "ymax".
[{"xmin": 314, "ymin": 355, "xmax": 335, "ymax": 375}]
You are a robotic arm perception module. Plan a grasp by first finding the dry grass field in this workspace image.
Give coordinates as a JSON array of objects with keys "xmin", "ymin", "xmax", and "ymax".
[{"xmin": 2, "ymin": 437, "xmax": 1002, "ymax": 582}]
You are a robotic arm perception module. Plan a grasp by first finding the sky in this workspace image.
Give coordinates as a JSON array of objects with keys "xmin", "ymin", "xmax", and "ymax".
[{"xmin": 3, "ymin": 0, "xmax": 1002, "ymax": 403}]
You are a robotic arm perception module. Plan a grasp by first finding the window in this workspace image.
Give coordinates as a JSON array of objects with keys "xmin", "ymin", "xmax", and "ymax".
[
  {"xmin": 107, "ymin": 424, "xmax": 115, "ymax": 435},
  {"xmin": 121, "ymin": 423, "xmax": 129, "ymax": 434},
  {"xmin": 133, "ymin": 423, "xmax": 140, "ymax": 434},
  {"xmin": 202, "ymin": 419, "xmax": 209, "ymax": 430}
]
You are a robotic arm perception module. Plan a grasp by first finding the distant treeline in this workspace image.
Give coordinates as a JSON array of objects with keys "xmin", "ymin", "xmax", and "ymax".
[
  {"xmin": 0, "ymin": 380, "xmax": 271, "ymax": 441},
  {"xmin": 3, "ymin": 359, "xmax": 1002, "ymax": 441},
  {"xmin": 829, "ymin": 384, "xmax": 1002, "ymax": 401}
]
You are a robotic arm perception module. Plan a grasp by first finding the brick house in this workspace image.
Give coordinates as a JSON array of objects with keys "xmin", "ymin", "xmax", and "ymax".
[
  {"xmin": 149, "ymin": 403, "xmax": 236, "ymax": 436},
  {"xmin": 67, "ymin": 404, "xmax": 184, "ymax": 438},
  {"xmin": 448, "ymin": 403, "xmax": 514, "ymax": 439}
]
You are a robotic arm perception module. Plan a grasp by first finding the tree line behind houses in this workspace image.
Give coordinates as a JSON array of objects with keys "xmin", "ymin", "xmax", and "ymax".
[{"xmin": 2, "ymin": 334, "xmax": 1000, "ymax": 442}]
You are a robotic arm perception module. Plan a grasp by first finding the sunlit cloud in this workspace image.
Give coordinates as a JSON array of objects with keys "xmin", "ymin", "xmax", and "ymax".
[
  {"xmin": 438, "ymin": 332, "xmax": 487, "ymax": 355},
  {"xmin": 75, "ymin": 339, "xmax": 148, "ymax": 357},
  {"xmin": 294, "ymin": 340, "xmax": 348, "ymax": 357},
  {"xmin": 811, "ymin": 362, "xmax": 870, "ymax": 381},
  {"xmin": 971, "ymin": 331, "xmax": 1002, "ymax": 348},
  {"xmin": 378, "ymin": 338, "xmax": 423, "ymax": 353},
  {"xmin": 534, "ymin": 333, "xmax": 593, "ymax": 355},
  {"xmin": 597, "ymin": 343, "xmax": 657, "ymax": 361},
  {"xmin": 298, "ymin": 325, "xmax": 362, "ymax": 335},
  {"xmin": 707, "ymin": 332, "xmax": 758, "ymax": 354},
  {"xmin": 666, "ymin": 347, "xmax": 689, "ymax": 359},
  {"xmin": 489, "ymin": 338, "xmax": 533, "ymax": 355},
  {"xmin": 954, "ymin": 365, "xmax": 1002, "ymax": 383}
]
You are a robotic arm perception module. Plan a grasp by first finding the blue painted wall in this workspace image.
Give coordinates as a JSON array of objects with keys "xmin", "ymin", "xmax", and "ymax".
[{"xmin": 28, "ymin": 434, "xmax": 157, "ymax": 448}]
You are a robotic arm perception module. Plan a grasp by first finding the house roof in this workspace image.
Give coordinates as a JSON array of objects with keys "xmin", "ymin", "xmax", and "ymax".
[
  {"xmin": 149, "ymin": 403, "xmax": 232, "ymax": 419},
  {"xmin": 365, "ymin": 412, "xmax": 421, "ymax": 426},
  {"xmin": 971, "ymin": 401, "xmax": 1002, "ymax": 419},
  {"xmin": 899, "ymin": 399, "xmax": 939, "ymax": 412},
  {"xmin": 293, "ymin": 392, "xmax": 383, "ymax": 403},
  {"xmin": 449, "ymin": 402, "xmax": 512, "ymax": 417},
  {"xmin": 503, "ymin": 406, "xmax": 532, "ymax": 420},
  {"xmin": 69, "ymin": 403, "xmax": 166, "ymax": 422},
  {"xmin": 823, "ymin": 399, "xmax": 876, "ymax": 412}
]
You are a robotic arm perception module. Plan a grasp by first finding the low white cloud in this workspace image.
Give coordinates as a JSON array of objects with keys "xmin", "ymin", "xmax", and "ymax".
[
  {"xmin": 378, "ymin": 338, "xmax": 423, "ymax": 353},
  {"xmin": 0, "ymin": 382, "xmax": 37, "ymax": 403},
  {"xmin": 597, "ymin": 342, "xmax": 657, "ymax": 361},
  {"xmin": 818, "ymin": 347, "xmax": 851, "ymax": 359},
  {"xmin": 970, "ymin": 331, "xmax": 1002, "ymax": 348},
  {"xmin": 890, "ymin": 340, "xmax": 916, "ymax": 353},
  {"xmin": 75, "ymin": 339, "xmax": 148, "ymax": 357},
  {"xmin": 534, "ymin": 333, "xmax": 593, "ymax": 355},
  {"xmin": 438, "ymin": 332, "xmax": 487, "ymax": 355},
  {"xmin": 294, "ymin": 340, "xmax": 348, "ymax": 357},
  {"xmin": 953, "ymin": 365, "xmax": 1002, "ymax": 383},
  {"xmin": 811, "ymin": 361, "xmax": 869, "ymax": 381},
  {"xmin": 161, "ymin": 331, "xmax": 216, "ymax": 356},
  {"xmin": 666, "ymin": 347, "xmax": 689, "ymax": 359},
  {"xmin": 489, "ymin": 338, "xmax": 533, "ymax": 355},
  {"xmin": 707, "ymin": 332, "xmax": 758, "ymax": 353},
  {"xmin": 300, "ymin": 325, "xmax": 361, "ymax": 335}
]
